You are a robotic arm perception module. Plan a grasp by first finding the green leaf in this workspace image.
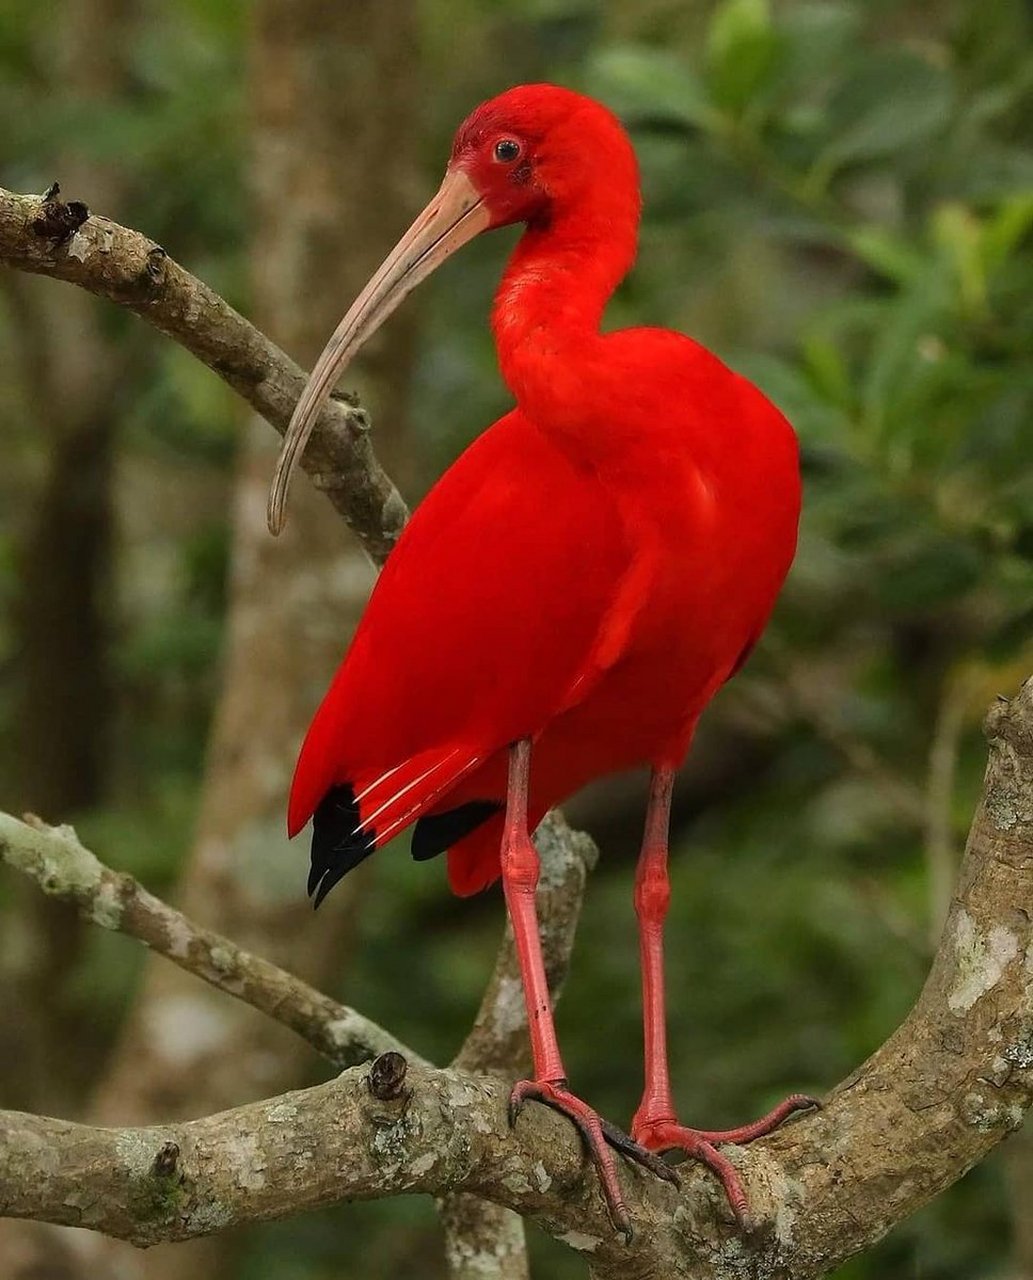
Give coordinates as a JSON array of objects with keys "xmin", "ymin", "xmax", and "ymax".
[
  {"xmin": 875, "ymin": 535, "xmax": 984, "ymax": 610},
  {"xmin": 931, "ymin": 203, "xmax": 987, "ymax": 314},
  {"xmin": 705, "ymin": 0, "xmax": 781, "ymax": 112},
  {"xmin": 982, "ymin": 193, "xmax": 1033, "ymax": 272},
  {"xmin": 821, "ymin": 51, "xmax": 954, "ymax": 169},
  {"xmin": 586, "ymin": 46, "xmax": 712, "ymax": 128},
  {"xmin": 802, "ymin": 335, "xmax": 853, "ymax": 408},
  {"xmin": 776, "ymin": 2, "xmax": 862, "ymax": 81},
  {"xmin": 860, "ymin": 266, "xmax": 952, "ymax": 430},
  {"xmin": 845, "ymin": 226, "xmax": 927, "ymax": 285}
]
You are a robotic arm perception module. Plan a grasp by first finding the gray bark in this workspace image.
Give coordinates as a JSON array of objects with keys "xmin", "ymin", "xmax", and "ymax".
[{"xmin": 2, "ymin": 679, "xmax": 1031, "ymax": 1278}]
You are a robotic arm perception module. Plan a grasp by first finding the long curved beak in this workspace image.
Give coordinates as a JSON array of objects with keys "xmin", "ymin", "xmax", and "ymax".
[{"xmin": 267, "ymin": 168, "xmax": 489, "ymax": 535}]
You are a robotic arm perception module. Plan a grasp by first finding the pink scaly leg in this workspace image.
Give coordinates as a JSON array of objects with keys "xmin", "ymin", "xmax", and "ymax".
[
  {"xmin": 630, "ymin": 767, "xmax": 820, "ymax": 1224},
  {"xmin": 502, "ymin": 740, "xmax": 676, "ymax": 1241}
]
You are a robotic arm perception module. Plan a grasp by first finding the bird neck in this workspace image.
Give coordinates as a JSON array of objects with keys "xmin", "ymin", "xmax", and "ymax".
[{"xmin": 491, "ymin": 192, "xmax": 640, "ymax": 425}]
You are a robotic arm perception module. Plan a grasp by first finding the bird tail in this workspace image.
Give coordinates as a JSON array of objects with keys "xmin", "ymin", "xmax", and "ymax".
[
  {"xmin": 295, "ymin": 745, "xmax": 484, "ymax": 908},
  {"xmin": 438, "ymin": 796, "xmax": 548, "ymax": 897}
]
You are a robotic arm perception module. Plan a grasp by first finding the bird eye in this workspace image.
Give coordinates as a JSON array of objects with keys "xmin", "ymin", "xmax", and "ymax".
[{"xmin": 494, "ymin": 138, "xmax": 521, "ymax": 163}]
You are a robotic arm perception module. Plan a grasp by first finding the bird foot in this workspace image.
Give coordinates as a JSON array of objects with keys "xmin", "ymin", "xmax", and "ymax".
[
  {"xmin": 509, "ymin": 1078, "xmax": 679, "ymax": 1242},
  {"xmin": 632, "ymin": 1094, "xmax": 821, "ymax": 1225}
]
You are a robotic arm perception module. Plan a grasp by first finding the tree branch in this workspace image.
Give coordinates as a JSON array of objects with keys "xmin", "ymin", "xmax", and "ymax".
[
  {"xmin": 0, "ymin": 808, "xmax": 595, "ymax": 1279},
  {"xmin": 0, "ymin": 808, "xmax": 596, "ymax": 1079},
  {"xmin": 0, "ymin": 184, "xmax": 407, "ymax": 564},
  {"xmin": 0, "ymin": 812, "xmax": 421, "ymax": 1070},
  {"xmin": 2, "ymin": 680, "xmax": 1030, "ymax": 1277}
]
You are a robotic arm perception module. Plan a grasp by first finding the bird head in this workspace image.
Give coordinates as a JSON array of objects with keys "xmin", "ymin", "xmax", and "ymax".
[
  {"xmin": 449, "ymin": 84, "xmax": 637, "ymax": 230},
  {"xmin": 267, "ymin": 84, "xmax": 637, "ymax": 535}
]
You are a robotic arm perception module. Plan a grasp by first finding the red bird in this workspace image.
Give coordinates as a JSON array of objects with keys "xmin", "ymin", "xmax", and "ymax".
[{"xmin": 268, "ymin": 84, "xmax": 815, "ymax": 1235}]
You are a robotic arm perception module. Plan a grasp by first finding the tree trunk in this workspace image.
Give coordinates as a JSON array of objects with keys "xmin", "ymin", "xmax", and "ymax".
[
  {"xmin": 3, "ymin": 2, "xmax": 422, "ymax": 1276},
  {"xmin": 1, "ymin": 0, "xmax": 130, "ymax": 1120}
]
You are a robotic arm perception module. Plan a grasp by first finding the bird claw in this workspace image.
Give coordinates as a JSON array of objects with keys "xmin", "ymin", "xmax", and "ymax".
[
  {"xmin": 599, "ymin": 1116, "xmax": 681, "ymax": 1187},
  {"xmin": 632, "ymin": 1093, "xmax": 821, "ymax": 1225},
  {"xmin": 636, "ymin": 1123, "xmax": 752, "ymax": 1224},
  {"xmin": 508, "ymin": 1079, "xmax": 676, "ymax": 1240}
]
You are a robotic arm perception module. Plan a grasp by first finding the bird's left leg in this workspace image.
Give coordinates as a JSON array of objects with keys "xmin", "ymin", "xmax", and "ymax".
[
  {"xmin": 630, "ymin": 766, "xmax": 820, "ymax": 1224},
  {"xmin": 502, "ymin": 739, "xmax": 676, "ymax": 1240}
]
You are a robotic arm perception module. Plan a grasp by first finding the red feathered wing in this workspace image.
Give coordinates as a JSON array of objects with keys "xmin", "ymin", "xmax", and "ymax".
[{"xmin": 289, "ymin": 409, "xmax": 631, "ymax": 890}]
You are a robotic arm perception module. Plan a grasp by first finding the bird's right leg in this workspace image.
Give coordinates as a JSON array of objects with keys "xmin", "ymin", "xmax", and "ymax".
[
  {"xmin": 502, "ymin": 739, "xmax": 676, "ymax": 1240},
  {"xmin": 630, "ymin": 766, "xmax": 819, "ymax": 1223}
]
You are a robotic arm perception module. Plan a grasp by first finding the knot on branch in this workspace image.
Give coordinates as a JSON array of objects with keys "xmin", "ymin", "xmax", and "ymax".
[
  {"xmin": 145, "ymin": 244, "xmax": 167, "ymax": 286},
  {"xmin": 151, "ymin": 1141, "xmax": 180, "ymax": 1178},
  {"xmin": 368, "ymin": 1051, "xmax": 409, "ymax": 1102},
  {"xmin": 31, "ymin": 183, "xmax": 90, "ymax": 243},
  {"xmin": 982, "ymin": 677, "xmax": 1033, "ymax": 837},
  {"xmin": 984, "ymin": 678, "xmax": 1033, "ymax": 755}
]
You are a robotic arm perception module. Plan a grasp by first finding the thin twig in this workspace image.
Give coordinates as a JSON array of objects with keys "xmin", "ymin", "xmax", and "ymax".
[{"xmin": 0, "ymin": 812, "xmax": 423, "ymax": 1070}]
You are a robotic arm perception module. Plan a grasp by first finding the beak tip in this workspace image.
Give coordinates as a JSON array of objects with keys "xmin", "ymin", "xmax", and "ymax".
[
  {"xmin": 266, "ymin": 492, "xmax": 286, "ymax": 537},
  {"xmin": 265, "ymin": 168, "xmax": 485, "ymax": 545}
]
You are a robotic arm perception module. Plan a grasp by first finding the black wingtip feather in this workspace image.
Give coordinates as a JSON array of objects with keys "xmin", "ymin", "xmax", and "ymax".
[
  {"xmin": 308, "ymin": 783, "xmax": 377, "ymax": 909},
  {"xmin": 411, "ymin": 800, "xmax": 501, "ymax": 862}
]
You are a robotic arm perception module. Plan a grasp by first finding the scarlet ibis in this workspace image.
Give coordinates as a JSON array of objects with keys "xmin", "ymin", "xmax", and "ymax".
[{"xmin": 268, "ymin": 84, "xmax": 816, "ymax": 1235}]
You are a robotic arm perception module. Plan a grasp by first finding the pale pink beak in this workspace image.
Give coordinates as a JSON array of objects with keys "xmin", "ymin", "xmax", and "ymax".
[{"xmin": 267, "ymin": 169, "xmax": 489, "ymax": 535}]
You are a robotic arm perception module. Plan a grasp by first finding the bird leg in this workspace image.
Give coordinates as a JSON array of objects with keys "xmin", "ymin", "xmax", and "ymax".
[
  {"xmin": 502, "ymin": 739, "xmax": 677, "ymax": 1241},
  {"xmin": 630, "ymin": 766, "xmax": 820, "ymax": 1224}
]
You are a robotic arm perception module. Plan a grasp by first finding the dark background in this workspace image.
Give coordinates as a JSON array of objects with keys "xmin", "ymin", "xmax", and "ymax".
[{"xmin": 1, "ymin": 1, "xmax": 1031, "ymax": 1277}]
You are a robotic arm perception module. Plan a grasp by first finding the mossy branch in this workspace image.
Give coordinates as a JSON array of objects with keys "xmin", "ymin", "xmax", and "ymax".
[{"xmin": 0, "ymin": 811, "xmax": 419, "ymax": 1069}]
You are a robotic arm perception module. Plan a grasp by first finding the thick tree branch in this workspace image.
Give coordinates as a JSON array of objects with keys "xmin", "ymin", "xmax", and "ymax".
[
  {"xmin": 1, "ymin": 680, "xmax": 1031, "ymax": 1278},
  {"xmin": 438, "ymin": 1194, "xmax": 530, "ymax": 1280},
  {"xmin": 0, "ymin": 1062, "xmax": 622, "ymax": 1250},
  {"xmin": 0, "ymin": 809, "xmax": 594, "ymax": 1278},
  {"xmin": 0, "ymin": 184, "xmax": 407, "ymax": 564}
]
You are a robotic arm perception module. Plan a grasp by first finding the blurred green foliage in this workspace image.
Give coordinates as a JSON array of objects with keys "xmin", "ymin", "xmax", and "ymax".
[{"xmin": 1, "ymin": 0, "xmax": 1031, "ymax": 1277}]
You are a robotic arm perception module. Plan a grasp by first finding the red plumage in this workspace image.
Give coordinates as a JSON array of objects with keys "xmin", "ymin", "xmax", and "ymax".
[
  {"xmin": 290, "ymin": 327, "xmax": 798, "ymax": 894},
  {"xmin": 271, "ymin": 82, "xmax": 809, "ymax": 1232},
  {"xmin": 287, "ymin": 86, "xmax": 800, "ymax": 899}
]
